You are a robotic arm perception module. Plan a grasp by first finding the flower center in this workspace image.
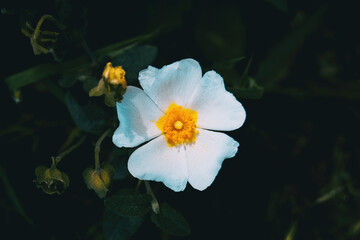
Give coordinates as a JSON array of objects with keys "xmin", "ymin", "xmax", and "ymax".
[
  {"xmin": 156, "ymin": 103, "xmax": 198, "ymax": 147},
  {"xmin": 174, "ymin": 121, "xmax": 183, "ymax": 130}
]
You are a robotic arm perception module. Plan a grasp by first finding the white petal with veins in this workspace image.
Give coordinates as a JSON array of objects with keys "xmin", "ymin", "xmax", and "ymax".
[
  {"xmin": 128, "ymin": 135, "xmax": 188, "ymax": 192},
  {"xmin": 112, "ymin": 86, "xmax": 163, "ymax": 148},
  {"xmin": 139, "ymin": 59, "xmax": 202, "ymax": 111},
  {"xmin": 186, "ymin": 128, "xmax": 239, "ymax": 191},
  {"xmin": 187, "ymin": 70, "xmax": 246, "ymax": 131}
]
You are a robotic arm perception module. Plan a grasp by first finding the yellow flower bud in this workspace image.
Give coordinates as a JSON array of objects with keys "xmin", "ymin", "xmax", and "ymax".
[
  {"xmin": 89, "ymin": 62, "xmax": 127, "ymax": 107},
  {"xmin": 34, "ymin": 158, "xmax": 70, "ymax": 195},
  {"xmin": 102, "ymin": 62, "xmax": 127, "ymax": 87},
  {"xmin": 83, "ymin": 163, "xmax": 114, "ymax": 199}
]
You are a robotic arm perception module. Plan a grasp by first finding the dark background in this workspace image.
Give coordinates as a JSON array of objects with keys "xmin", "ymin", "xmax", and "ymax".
[{"xmin": 1, "ymin": 0, "xmax": 360, "ymax": 239}]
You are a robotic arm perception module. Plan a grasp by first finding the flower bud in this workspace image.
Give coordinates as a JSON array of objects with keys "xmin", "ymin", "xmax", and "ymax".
[
  {"xmin": 89, "ymin": 62, "xmax": 127, "ymax": 107},
  {"xmin": 34, "ymin": 157, "xmax": 70, "ymax": 195},
  {"xmin": 83, "ymin": 163, "xmax": 114, "ymax": 199},
  {"xmin": 102, "ymin": 62, "xmax": 127, "ymax": 87}
]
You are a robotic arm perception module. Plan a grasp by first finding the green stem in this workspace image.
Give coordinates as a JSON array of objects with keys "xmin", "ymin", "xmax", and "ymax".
[
  {"xmin": 55, "ymin": 134, "xmax": 86, "ymax": 164},
  {"xmin": 135, "ymin": 180, "xmax": 143, "ymax": 191},
  {"xmin": 94, "ymin": 129, "xmax": 111, "ymax": 169},
  {"xmin": 144, "ymin": 181, "xmax": 160, "ymax": 214}
]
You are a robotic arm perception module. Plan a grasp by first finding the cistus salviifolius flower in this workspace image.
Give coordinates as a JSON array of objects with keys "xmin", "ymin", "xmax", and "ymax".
[{"xmin": 112, "ymin": 59, "xmax": 246, "ymax": 192}]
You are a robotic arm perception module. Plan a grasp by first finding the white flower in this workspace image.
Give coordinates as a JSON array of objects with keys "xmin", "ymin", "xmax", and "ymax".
[{"xmin": 112, "ymin": 59, "xmax": 246, "ymax": 192}]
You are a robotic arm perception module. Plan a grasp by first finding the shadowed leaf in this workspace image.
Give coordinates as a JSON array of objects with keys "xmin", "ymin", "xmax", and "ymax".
[
  {"xmin": 151, "ymin": 202, "xmax": 191, "ymax": 236},
  {"xmin": 4, "ymin": 29, "xmax": 160, "ymax": 91},
  {"xmin": 111, "ymin": 45, "xmax": 158, "ymax": 84},
  {"xmin": 109, "ymin": 148, "xmax": 130, "ymax": 180},
  {"xmin": 227, "ymin": 86, "xmax": 264, "ymax": 99},
  {"xmin": 65, "ymin": 92, "xmax": 108, "ymax": 135},
  {"xmin": 103, "ymin": 208, "xmax": 144, "ymax": 240},
  {"xmin": 105, "ymin": 189, "xmax": 152, "ymax": 217}
]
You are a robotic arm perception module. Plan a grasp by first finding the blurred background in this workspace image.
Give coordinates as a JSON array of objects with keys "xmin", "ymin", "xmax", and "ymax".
[{"xmin": 1, "ymin": 0, "xmax": 360, "ymax": 239}]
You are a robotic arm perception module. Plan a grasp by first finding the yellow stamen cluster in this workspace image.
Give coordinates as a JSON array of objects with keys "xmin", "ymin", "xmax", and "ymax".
[
  {"xmin": 156, "ymin": 103, "xmax": 198, "ymax": 147},
  {"xmin": 102, "ymin": 62, "xmax": 127, "ymax": 87}
]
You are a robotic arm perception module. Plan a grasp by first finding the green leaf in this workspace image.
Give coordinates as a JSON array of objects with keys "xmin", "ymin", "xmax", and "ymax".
[
  {"xmin": 109, "ymin": 148, "xmax": 130, "ymax": 180},
  {"xmin": 82, "ymin": 76, "xmax": 99, "ymax": 93},
  {"xmin": 213, "ymin": 56, "xmax": 246, "ymax": 70},
  {"xmin": 195, "ymin": 6, "xmax": 245, "ymax": 61},
  {"xmin": 255, "ymin": 7, "xmax": 326, "ymax": 88},
  {"xmin": 94, "ymin": 28, "xmax": 160, "ymax": 58},
  {"xmin": 238, "ymin": 56, "xmax": 253, "ymax": 88},
  {"xmin": 104, "ymin": 190, "xmax": 152, "ymax": 217},
  {"xmin": 65, "ymin": 92, "xmax": 108, "ymax": 135},
  {"xmin": 58, "ymin": 73, "xmax": 78, "ymax": 88},
  {"xmin": 227, "ymin": 86, "xmax": 264, "ymax": 99},
  {"xmin": 151, "ymin": 202, "xmax": 191, "ymax": 236},
  {"xmin": 265, "ymin": 0, "xmax": 288, "ymax": 12},
  {"xmin": 5, "ymin": 63, "xmax": 59, "ymax": 91},
  {"xmin": 4, "ymin": 29, "xmax": 160, "ymax": 91},
  {"xmin": 111, "ymin": 45, "xmax": 158, "ymax": 84},
  {"xmin": 103, "ymin": 208, "xmax": 144, "ymax": 240},
  {"xmin": 39, "ymin": 79, "xmax": 66, "ymax": 103}
]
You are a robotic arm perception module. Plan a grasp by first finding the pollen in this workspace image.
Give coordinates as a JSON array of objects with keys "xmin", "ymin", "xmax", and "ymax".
[{"xmin": 156, "ymin": 103, "xmax": 198, "ymax": 147}]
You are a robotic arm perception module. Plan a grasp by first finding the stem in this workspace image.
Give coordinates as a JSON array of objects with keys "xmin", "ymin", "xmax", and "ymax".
[
  {"xmin": 55, "ymin": 134, "xmax": 86, "ymax": 164},
  {"xmin": 34, "ymin": 15, "xmax": 64, "ymax": 34},
  {"xmin": 94, "ymin": 129, "xmax": 111, "ymax": 169},
  {"xmin": 144, "ymin": 181, "xmax": 160, "ymax": 214},
  {"xmin": 0, "ymin": 164, "xmax": 33, "ymax": 224},
  {"xmin": 58, "ymin": 128, "xmax": 81, "ymax": 153},
  {"xmin": 136, "ymin": 180, "xmax": 143, "ymax": 191}
]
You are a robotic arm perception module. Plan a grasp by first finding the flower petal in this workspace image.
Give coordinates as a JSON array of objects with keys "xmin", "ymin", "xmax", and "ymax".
[
  {"xmin": 186, "ymin": 129, "xmax": 239, "ymax": 191},
  {"xmin": 139, "ymin": 59, "xmax": 202, "ymax": 111},
  {"xmin": 187, "ymin": 70, "xmax": 246, "ymax": 131},
  {"xmin": 128, "ymin": 135, "xmax": 188, "ymax": 192},
  {"xmin": 112, "ymin": 86, "xmax": 163, "ymax": 148}
]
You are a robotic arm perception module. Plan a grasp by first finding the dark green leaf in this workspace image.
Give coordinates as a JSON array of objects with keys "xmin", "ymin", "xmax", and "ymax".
[
  {"xmin": 195, "ymin": 6, "xmax": 245, "ymax": 61},
  {"xmin": 265, "ymin": 0, "xmax": 288, "ymax": 12},
  {"xmin": 238, "ymin": 56, "xmax": 253, "ymax": 88},
  {"xmin": 39, "ymin": 79, "xmax": 66, "ymax": 103},
  {"xmin": 255, "ymin": 7, "xmax": 326, "ymax": 88},
  {"xmin": 65, "ymin": 92, "xmax": 108, "ymax": 135},
  {"xmin": 82, "ymin": 76, "xmax": 99, "ymax": 93},
  {"xmin": 111, "ymin": 45, "xmax": 158, "ymax": 84},
  {"xmin": 94, "ymin": 28, "xmax": 160, "ymax": 58},
  {"xmin": 5, "ymin": 63, "xmax": 59, "ymax": 91},
  {"xmin": 105, "ymin": 190, "xmax": 152, "ymax": 217},
  {"xmin": 109, "ymin": 148, "xmax": 130, "ymax": 180},
  {"xmin": 227, "ymin": 86, "xmax": 264, "ymax": 99},
  {"xmin": 4, "ymin": 29, "xmax": 160, "ymax": 91},
  {"xmin": 151, "ymin": 202, "xmax": 191, "ymax": 236},
  {"xmin": 103, "ymin": 208, "xmax": 144, "ymax": 240},
  {"xmin": 58, "ymin": 73, "xmax": 78, "ymax": 88},
  {"xmin": 213, "ymin": 56, "xmax": 246, "ymax": 70}
]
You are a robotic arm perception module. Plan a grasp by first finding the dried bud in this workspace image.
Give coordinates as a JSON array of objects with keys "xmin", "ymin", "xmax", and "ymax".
[
  {"xmin": 89, "ymin": 62, "xmax": 127, "ymax": 107},
  {"xmin": 83, "ymin": 163, "xmax": 114, "ymax": 199},
  {"xmin": 34, "ymin": 157, "xmax": 70, "ymax": 195}
]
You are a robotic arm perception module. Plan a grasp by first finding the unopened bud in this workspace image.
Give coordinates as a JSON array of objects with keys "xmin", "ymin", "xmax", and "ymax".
[{"xmin": 83, "ymin": 163, "xmax": 114, "ymax": 199}]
